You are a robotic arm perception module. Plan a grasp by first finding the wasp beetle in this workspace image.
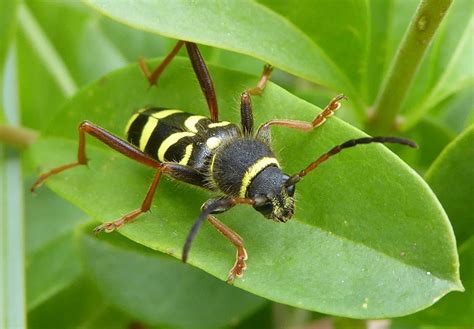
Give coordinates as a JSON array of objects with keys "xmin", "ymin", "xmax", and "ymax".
[{"xmin": 32, "ymin": 41, "xmax": 416, "ymax": 283}]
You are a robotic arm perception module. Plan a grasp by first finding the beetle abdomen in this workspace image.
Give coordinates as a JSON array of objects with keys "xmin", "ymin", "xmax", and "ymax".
[{"xmin": 125, "ymin": 107, "xmax": 240, "ymax": 170}]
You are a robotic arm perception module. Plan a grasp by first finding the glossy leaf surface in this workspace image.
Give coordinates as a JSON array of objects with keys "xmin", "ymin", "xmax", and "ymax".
[
  {"xmin": 425, "ymin": 125, "xmax": 474, "ymax": 244},
  {"xmin": 395, "ymin": 128, "xmax": 474, "ymax": 326},
  {"xmin": 30, "ymin": 59, "xmax": 461, "ymax": 317},
  {"xmin": 83, "ymin": 0, "xmax": 359, "ymax": 108},
  {"xmin": 80, "ymin": 232, "xmax": 264, "ymax": 328},
  {"xmin": 24, "ymin": 182, "xmax": 86, "ymax": 310}
]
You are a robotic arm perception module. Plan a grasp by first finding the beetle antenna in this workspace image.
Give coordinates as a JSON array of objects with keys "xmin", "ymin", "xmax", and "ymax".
[
  {"xmin": 182, "ymin": 206, "xmax": 213, "ymax": 263},
  {"xmin": 285, "ymin": 136, "xmax": 417, "ymax": 186},
  {"xmin": 182, "ymin": 197, "xmax": 255, "ymax": 263}
]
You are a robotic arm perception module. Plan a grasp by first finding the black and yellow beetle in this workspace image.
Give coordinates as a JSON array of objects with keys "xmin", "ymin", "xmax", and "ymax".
[{"xmin": 32, "ymin": 41, "xmax": 416, "ymax": 283}]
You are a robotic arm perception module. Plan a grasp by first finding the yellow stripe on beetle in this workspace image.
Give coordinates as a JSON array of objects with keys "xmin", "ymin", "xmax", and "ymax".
[
  {"xmin": 158, "ymin": 132, "xmax": 195, "ymax": 162},
  {"xmin": 124, "ymin": 113, "xmax": 140, "ymax": 134},
  {"xmin": 239, "ymin": 157, "xmax": 280, "ymax": 198},
  {"xmin": 208, "ymin": 121, "xmax": 231, "ymax": 128},
  {"xmin": 179, "ymin": 144, "xmax": 194, "ymax": 165},
  {"xmin": 184, "ymin": 115, "xmax": 206, "ymax": 133},
  {"xmin": 151, "ymin": 109, "xmax": 182, "ymax": 119},
  {"xmin": 139, "ymin": 118, "xmax": 158, "ymax": 151}
]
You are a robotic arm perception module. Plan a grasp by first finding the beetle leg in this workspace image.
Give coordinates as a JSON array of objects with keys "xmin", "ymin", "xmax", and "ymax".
[
  {"xmin": 139, "ymin": 40, "xmax": 184, "ymax": 86},
  {"xmin": 182, "ymin": 197, "xmax": 255, "ymax": 283},
  {"xmin": 256, "ymin": 94, "xmax": 346, "ymax": 140},
  {"xmin": 246, "ymin": 64, "xmax": 273, "ymax": 96},
  {"xmin": 93, "ymin": 169, "xmax": 162, "ymax": 233},
  {"xmin": 207, "ymin": 215, "xmax": 248, "ymax": 284},
  {"xmin": 31, "ymin": 121, "xmax": 205, "ymax": 233},
  {"xmin": 31, "ymin": 121, "xmax": 163, "ymax": 192},
  {"xmin": 184, "ymin": 42, "xmax": 219, "ymax": 122},
  {"xmin": 240, "ymin": 65, "xmax": 274, "ymax": 135},
  {"xmin": 139, "ymin": 41, "xmax": 219, "ymax": 122}
]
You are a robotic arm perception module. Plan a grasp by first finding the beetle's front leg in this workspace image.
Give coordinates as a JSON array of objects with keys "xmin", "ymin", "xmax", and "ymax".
[
  {"xmin": 207, "ymin": 215, "xmax": 248, "ymax": 283},
  {"xmin": 182, "ymin": 197, "xmax": 255, "ymax": 283},
  {"xmin": 256, "ymin": 94, "xmax": 346, "ymax": 141}
]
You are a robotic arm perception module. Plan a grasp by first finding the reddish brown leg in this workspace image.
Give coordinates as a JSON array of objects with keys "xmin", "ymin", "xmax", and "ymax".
[
  {"xmin": 246, "ymin": 64, "xmax": 273, "ymax": 96},
  {"xmin": 32, "ymin": 121, "xmax": 205, "ymax": 233},
  {"xmin": 182, "ymin": 197, "xmax": 255, "ymax": 283},
  {"xmin": 139, "ymin": 41, "xmax": 219, "ymax": 122},
  {"xmin": 31, "ymin": 121, "xmax": 161, "ymax": 192},
  {"xmin": 240, "ymin": 65, "xmax": 274, "ymax": 135},
  {"xmin": 207, "ymin": 215, "xmax": 248, "ymax": 284},
  {"xmin": 139, "ymin": 40, "xmax": 184, "ymax": 86},
  {"xmin": 256, "ymin": 94, "xmax": 346, "ymax": 139},
  {"xmin": 93, "ymin": 170, "xmax": 162, "ymax": 233},
  {"xmin": 184, "ymin": 42, "xmax": 219, "ymax": 122}
]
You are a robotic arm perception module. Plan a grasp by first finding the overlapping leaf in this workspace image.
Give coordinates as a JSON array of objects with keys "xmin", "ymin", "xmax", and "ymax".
[
  {"xmin": 29, "ymin": 58, "xmax": 461, "ymax": 317},
  {"xmin": 24, "ymin": 180, "xmax": 87, "ymax": 310},
  {"xmin": 80, "ymin": 232, "xmax": 264, "ymax": 328},
  {"xmin": 83, "ymin": 0, "xmax": 360, "ymax": 110},
  {"xmin": 425, "ymin": 125, "xmax": 474, "ymax": 244},
  {"xmin": 394, "ymin": 126, "xmax": 474, "ymax": 327}
]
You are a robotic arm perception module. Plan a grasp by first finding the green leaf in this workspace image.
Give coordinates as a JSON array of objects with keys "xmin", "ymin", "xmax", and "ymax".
[
  {"xmin": 29, "ymin": 58, "xmax": 461, "ymax": 317},
  {"xmin": 395, "ymin": 118, "xmax": 455, "ymax": 174},
  {"xmin": 425, "ymin": 125, "xmax": 474, "ymax": 245},
  {"xmin": 431, "ymin": 87, "xmax": 474, "ymax": 134},
  {"xmin": 17, "ymin": 2, "xmax": 77, "ymax": 130},
  {"xmin": 25, "ymin": 178, "xmax": 86, "ymax": 254},
  {"xmin": 0, "ymin": 0, "xmax": 17, "ymax": 74},
  {"xmin": 394, "ymin": 237, "xmax": 474, "ymax": 328},
  {"xmin": 395, "ymin": 126, "xmax": 474, "ymax": 327},
  {"xmin": 28, "ymin": 277, "xmax": 107, "ymax": 329},
  {"xmin": 23, "ymin": 0, "xmax": 127, "ymax": 86},
  {"xmin": 80, "ymin": 231, "xmax": 264, "ymax": 328},
  {"xmin": 24, "ymin": 178, "xmax": 87, "ymax": 310},
  {"xmin": 83, "ymin": 0, "xmax": 360, "ymax": 110},
  {"xmin": 16, "ymin": 0, "xmax": 174, "ymax": 130},
  {"xmin": 26, "ymin": 233, "xmax": 82, "ymax": 310},
  {"xmin": 257, "ymin": 0, "xmax": 369, "ymax": 97}
]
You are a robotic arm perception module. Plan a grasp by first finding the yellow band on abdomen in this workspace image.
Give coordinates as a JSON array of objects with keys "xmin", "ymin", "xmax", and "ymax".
[
  {"xmin": 158, "ymin": 132, "xmax": 195, "ymax": 162},
  {"xmin": 139, "ymin": 118, "xmax": 158, "ymax": 151}
]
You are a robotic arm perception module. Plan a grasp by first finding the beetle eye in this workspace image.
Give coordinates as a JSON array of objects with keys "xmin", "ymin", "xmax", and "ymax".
[
  {"xmin": 286, "ymin": 184, "xmax": 295, "ymax": 197},
  {"xmin": 255, "ymin": 202, "xmax": 273, "ymax": 215}
]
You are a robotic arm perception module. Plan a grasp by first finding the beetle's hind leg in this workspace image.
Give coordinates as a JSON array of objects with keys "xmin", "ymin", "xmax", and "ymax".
[
  {"xmin": 31, "ymin": 121, "xmax": 204, "ymax": 233},
  {"xmin": 31, "ymin": 121, "xmax": 162, "ymax": 192}
]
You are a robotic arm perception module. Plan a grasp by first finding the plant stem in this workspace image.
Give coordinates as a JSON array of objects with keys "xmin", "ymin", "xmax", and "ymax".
[
  {"xmin": 368, "ymin": 0, "xmax": 453, "ymax": 133},
  {"xmin": 0, "ymin": 124, "xmax": 38, "ymax": 149}
]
